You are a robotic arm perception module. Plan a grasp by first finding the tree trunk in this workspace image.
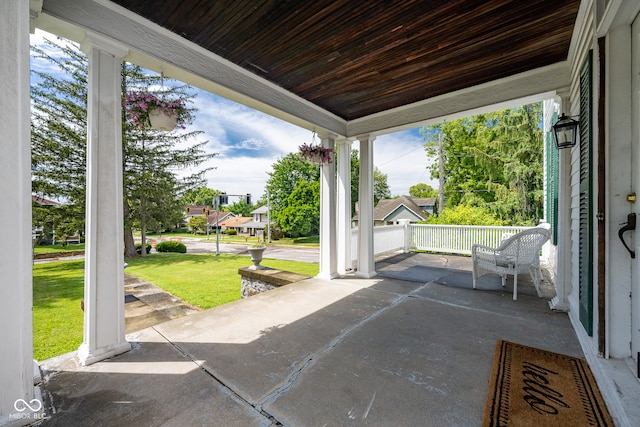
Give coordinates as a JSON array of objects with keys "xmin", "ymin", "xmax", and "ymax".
[
  {"xmin": 124, "ymin": 224, "xmax": 136, "ymax": 257},
  {"xmin": 140, "ymin": 138, "xmax": 147, "ymax": 257},
  {"xmin": 123, "ymin": 201, "xmax": 137, "ymax": 257},
  {"xmin": 140, "ymin": 197, "xmax": 147, "ymax": 257}
]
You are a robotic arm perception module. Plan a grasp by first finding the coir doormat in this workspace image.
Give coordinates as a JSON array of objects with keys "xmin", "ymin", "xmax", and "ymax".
[{"xmin": 483, "ymin": 340, "xmax": 614, "ymax": 427}]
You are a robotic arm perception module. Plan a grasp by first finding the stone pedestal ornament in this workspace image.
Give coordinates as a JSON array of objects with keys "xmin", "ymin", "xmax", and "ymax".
[{"xmin": 247, "ymin": 246, "xmax": 266, "ymax": 270}]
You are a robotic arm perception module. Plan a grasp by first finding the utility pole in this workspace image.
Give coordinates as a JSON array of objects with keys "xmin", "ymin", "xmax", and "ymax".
[{"xmin": 438, "ymin": 131, "xmax": 445, "ymax": 214}]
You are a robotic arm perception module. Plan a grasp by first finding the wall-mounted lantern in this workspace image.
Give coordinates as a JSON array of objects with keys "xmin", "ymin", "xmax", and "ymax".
[{"xmin": 552, "ymin": 114, "xmax": 579, "ymax": 149}]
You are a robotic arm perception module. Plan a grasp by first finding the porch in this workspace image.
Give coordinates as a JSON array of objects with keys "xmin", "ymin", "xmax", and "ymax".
[{"xmin": 39, "ymin": 253, "xmax": 581, "ymax": 426}]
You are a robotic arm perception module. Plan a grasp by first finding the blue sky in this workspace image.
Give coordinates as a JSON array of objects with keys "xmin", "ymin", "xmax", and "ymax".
[{"xmin": 31, "ymin": 30, "xmax": 438, "ymax": 203}]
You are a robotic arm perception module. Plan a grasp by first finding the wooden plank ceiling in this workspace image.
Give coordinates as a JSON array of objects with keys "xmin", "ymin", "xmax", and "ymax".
[{"xmin": 111, "ymin": 0, "xmax": 580, "ymax": 121}]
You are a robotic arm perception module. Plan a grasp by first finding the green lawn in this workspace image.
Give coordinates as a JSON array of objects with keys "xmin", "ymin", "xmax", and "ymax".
[
  {"xmin": 143, "ymin": 231, "xmax": 320, "ymax": 247},
  {"xmin": 34, "ymin": 243, "xmax": 85, "ymax": 254},
  {"xmin": 124, "ymin": 253, "xmax": 319, "ymax": 308},
  {"xmin": 33, "ymin": 260, "xmax": 85, "ymax": 361},
  {"xmin": 33, "ymin": 253, "xmax": 318, "ymax": 361}
]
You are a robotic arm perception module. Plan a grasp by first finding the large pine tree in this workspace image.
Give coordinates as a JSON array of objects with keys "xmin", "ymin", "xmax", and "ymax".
[{"xmin": 31, "ymin": 37, "xmax": 215, "ymax": 255}]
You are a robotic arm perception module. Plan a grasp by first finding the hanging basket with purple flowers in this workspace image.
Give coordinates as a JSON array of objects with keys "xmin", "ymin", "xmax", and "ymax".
[
  {"xmin": 298, "ymin": 142, "xmax": 333, "ymax": 164},
  {"xmin": 123, "ymin": 91, "xmax": 192, "ymax": 131}
]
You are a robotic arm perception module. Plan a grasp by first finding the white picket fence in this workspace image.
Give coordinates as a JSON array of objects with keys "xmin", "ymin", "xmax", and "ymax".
[
  {"xmin": 350, "ymin": 223, "xmax": 534, "ymax": 261},
  {"xmin": 410, "ymin": 224, "xmax": 531, "ymax": 255}
]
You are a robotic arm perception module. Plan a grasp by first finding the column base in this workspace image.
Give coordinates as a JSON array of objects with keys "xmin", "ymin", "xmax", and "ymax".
[
  {"xmin": 549, "ymin": 296, "xmax": 570, "ymax": 312},
  {"xmin": 316, "ymin": 272, "xmax": 340, "ymax": 280},
  {"xmin": 355, "ymin": 270, "xmax": 377, "ymax": 279},
  {"xmin": 78, "ymin": 341, "xmax": 131, "ymax": 366}
]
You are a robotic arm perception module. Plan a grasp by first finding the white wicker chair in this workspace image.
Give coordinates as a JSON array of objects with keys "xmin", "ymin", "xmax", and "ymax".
[{"xmin": 472, "ymin": 227, "xmax": 550, "ymax": 300}]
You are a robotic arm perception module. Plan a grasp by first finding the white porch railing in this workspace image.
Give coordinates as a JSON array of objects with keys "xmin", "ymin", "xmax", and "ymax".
[
  {"xmin": 350, "ymin": 223, "xmax": 534, "ymax": 262},
  {"xmin": 350, "ymin": 223, "xmax": 408, "ymax": 264},
  {"xmin": 410, "ymin": 224, "xmax": 531, "ymax": 255}
]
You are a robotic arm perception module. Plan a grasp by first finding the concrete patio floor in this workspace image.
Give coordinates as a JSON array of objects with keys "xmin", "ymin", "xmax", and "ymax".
[{"xmin": 38, "ymin": 253, "xmax": 582, "ymax": 426}]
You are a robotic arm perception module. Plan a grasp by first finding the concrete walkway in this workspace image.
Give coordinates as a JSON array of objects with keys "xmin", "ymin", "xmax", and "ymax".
[
  {"xmin": 38, "ymin": 253, "xmax": 581, "ymax": 426},
  {"xmin": 124, "ymin": 274, "xmax": 200, "ymax": 334}
]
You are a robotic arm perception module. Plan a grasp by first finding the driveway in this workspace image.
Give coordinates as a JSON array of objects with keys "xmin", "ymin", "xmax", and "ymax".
[
  {"xmin": 180, "ymin": 237, "xmax": 319, "ymax": 263},
  {"xmin": 33, "ymin": 238, "xmax": 320, "ymax": 264}
]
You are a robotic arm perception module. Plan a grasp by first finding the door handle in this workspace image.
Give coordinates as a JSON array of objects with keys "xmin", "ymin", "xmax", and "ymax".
[{"xmin": 618, "ymin": 213, "xmax": 636, "ymax": 259}]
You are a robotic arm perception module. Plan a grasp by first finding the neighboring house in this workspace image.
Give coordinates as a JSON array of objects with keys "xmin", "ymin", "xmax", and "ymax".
[
  {"xmin": 412, "ymin": 197, "xmax": 437, "ymax": 215},
  {"xmin": 219, "ymin": 216, "xmax": 252, "ymax": 233},
  {"xmin": 208, "ymin": 211, "xmax": 234, "ymax": 231},
  {"xmin": 185, "ymin": 207, "xmax": 237, "ymax": 231},
  {"xmin": 184, "ymin": 205, "xmax": 211, "ymax": 219},
  {"xmin": 32, "ymin": 195, "xmax": 61, "ymax": 244},
  {"xmin": 242, "ymin": 206, "xmax": 269, "ymax": 236},
  {"xmin": 183, "ymin": 205, "xmax": 212, "ymax": 229},
  {"xmin": 352, "ymin": 196, "xmax": 432, "ymax": 226}
]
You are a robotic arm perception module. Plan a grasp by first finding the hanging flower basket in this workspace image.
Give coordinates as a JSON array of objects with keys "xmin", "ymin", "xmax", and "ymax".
[
  {"xmin": 298, "ymin": 142, "xmax": 333, "ymax": 164},
  {"xmin": 124, "ymin": 91, "xmax": 192, "ymax": 131},
  {"xmin": 148, "ymin": 110, "xmax": 178, "ymax": 131}
]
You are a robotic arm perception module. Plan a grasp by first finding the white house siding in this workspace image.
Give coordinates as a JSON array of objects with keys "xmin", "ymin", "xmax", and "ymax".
[
  {"xmin": 567, "ymin": 0, "xmax": 595, "ymax": 348},
  {"xmin": 606, "ymin": 24, "xmax": 634, "ymax": 359},
  {"xmin": 564, "ymin": 1, "xmax": 640, "ymax": 425},
  {"xmin": 566, "ymin": 0, "xmax": 640, "ymax": 359},
  {"xmin": 631, "ymin": 11, "xmax": 640, "ymax": 390}
]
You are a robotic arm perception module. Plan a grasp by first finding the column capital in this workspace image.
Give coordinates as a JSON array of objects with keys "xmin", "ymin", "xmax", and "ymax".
[
  {"xmin": 29, "ymin": 0, "xmax": 43, "ymax": 33},
  {"xmin": 554, "ymin": 88, "xmax": 571, "ymax": 115},
  {"xmin": 81, "ymin": 31, "xmax": 129, "ymax": 58},
  {"xmin": 317, "ymin": 131, "xmax": 339, "ymax": 140},
  {"xmin": 336, "ymin": 138, "xmax": 355, "ymax": 146},
  {"xmin": 356, "ymin": 134, "xmax": 376, "ymax": 143}
]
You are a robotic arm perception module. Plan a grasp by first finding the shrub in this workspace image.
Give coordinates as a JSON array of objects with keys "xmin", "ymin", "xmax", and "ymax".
[
  {"xmin": 270, "ymin": 225, "xmax": 283, "ymax": 240},
  {"xmin": 156, "ymin": 241, "xmax": 187, "ymax": 253},
  {"xmin": 427, "ymin": 203, "xmax": 505, "ymax": 226},
  {"xmin": 225, "ymin": 229, "xmax": 237, "ymax": 235},
  {"xmin": 135, "ymin": 243, "xmax": 152, "ymax": 255}
]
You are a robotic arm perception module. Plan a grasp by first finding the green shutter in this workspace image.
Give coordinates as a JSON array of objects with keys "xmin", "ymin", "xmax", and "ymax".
[{"xmin": 578, "ymin": 51, "xmax": 594, "ymax": 336}]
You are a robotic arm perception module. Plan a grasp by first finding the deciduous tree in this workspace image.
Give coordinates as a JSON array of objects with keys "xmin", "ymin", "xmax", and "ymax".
[
  {"xmin": 264, "ymin": 149, "xmax": 392, "ymax": 236},
  {"xmin": 187, "ymin": 215, "xmax": 208, "ymax": 234},
  {"xmin": 409, "ymin": 183, "xmax": 438, "ymax": 198},
  {"xmin": 421, "ymin": 104, "xmax": 543, "ymax": 225}
]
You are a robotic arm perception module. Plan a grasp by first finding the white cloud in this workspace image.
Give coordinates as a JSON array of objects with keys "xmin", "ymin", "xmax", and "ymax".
[
  {"xmin": 183, "ymin": 105, "xmax": 440, "ymax": 201},
  {"xmin": 189, "ymin": 93, "xmax": 313, "ymax": 199},
  {"xmin": 374, "ymin": 130, "xmax": 438, "ymax": 197},
  {"xmin": 192, "ymin": 94, "xmax": 309, "ymax": 157},
  {"xmin": 30, "ymin": 29, "xmax": 439, "ymax": 202},
  {"xmin": 205, "ymin": 155, "xmax": 279, "ymax": 202}
]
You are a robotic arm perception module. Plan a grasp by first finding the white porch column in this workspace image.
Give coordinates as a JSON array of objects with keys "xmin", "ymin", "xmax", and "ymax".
[
  {"xmin": 550, "ymin": 94, "xmax": 572, "ymax": 312},
  {"xmin": 318, "ymin": 134, "xmax": 338, "ymax": 279},
  {"xmin": 0, "ymin": 1, "xmax": 35, "ymax": 424},
  {"xmin": 336, "ymin": 139, "xmax": 352, "ymax": 275},
  {"xmin": 78, "ymin": 35, "xmax": 131, "ymax": 365},
  {"xmin": 357, "ymin": 135, "xmax": 376, "ymax": 278}
]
